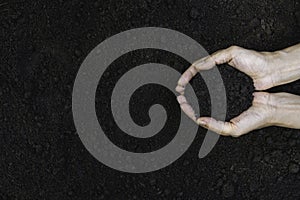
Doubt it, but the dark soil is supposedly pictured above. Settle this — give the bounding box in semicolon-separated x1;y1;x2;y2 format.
1;0;300;199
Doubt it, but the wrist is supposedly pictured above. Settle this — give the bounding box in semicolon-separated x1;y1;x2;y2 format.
266;46;300;87
268;93;300;129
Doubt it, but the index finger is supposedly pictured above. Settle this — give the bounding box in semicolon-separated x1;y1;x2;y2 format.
175;56;210;94
176;46;236;94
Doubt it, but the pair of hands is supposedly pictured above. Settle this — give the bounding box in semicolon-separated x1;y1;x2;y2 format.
176;44;300;137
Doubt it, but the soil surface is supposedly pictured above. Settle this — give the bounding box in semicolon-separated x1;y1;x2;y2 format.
1;0;300;199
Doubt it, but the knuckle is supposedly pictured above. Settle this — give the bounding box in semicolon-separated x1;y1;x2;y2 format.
229;45;241;52
227;45;243;57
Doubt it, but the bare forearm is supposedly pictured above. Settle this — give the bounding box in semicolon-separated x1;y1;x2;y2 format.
270;43;300;86
270;92;300;129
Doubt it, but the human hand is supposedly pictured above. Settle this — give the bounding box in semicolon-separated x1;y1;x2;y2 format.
177;90;300;137
176;45;300;137
176;45;300;94
191;92;300;137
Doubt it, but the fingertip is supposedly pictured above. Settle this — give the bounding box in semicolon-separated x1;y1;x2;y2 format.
180;103;197;121
177;77;188;86
177;95;187;104
175;85;185;95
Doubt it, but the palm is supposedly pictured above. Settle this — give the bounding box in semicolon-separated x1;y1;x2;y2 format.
230;49;273;90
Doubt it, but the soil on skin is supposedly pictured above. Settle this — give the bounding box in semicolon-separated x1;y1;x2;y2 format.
1;0;300;199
